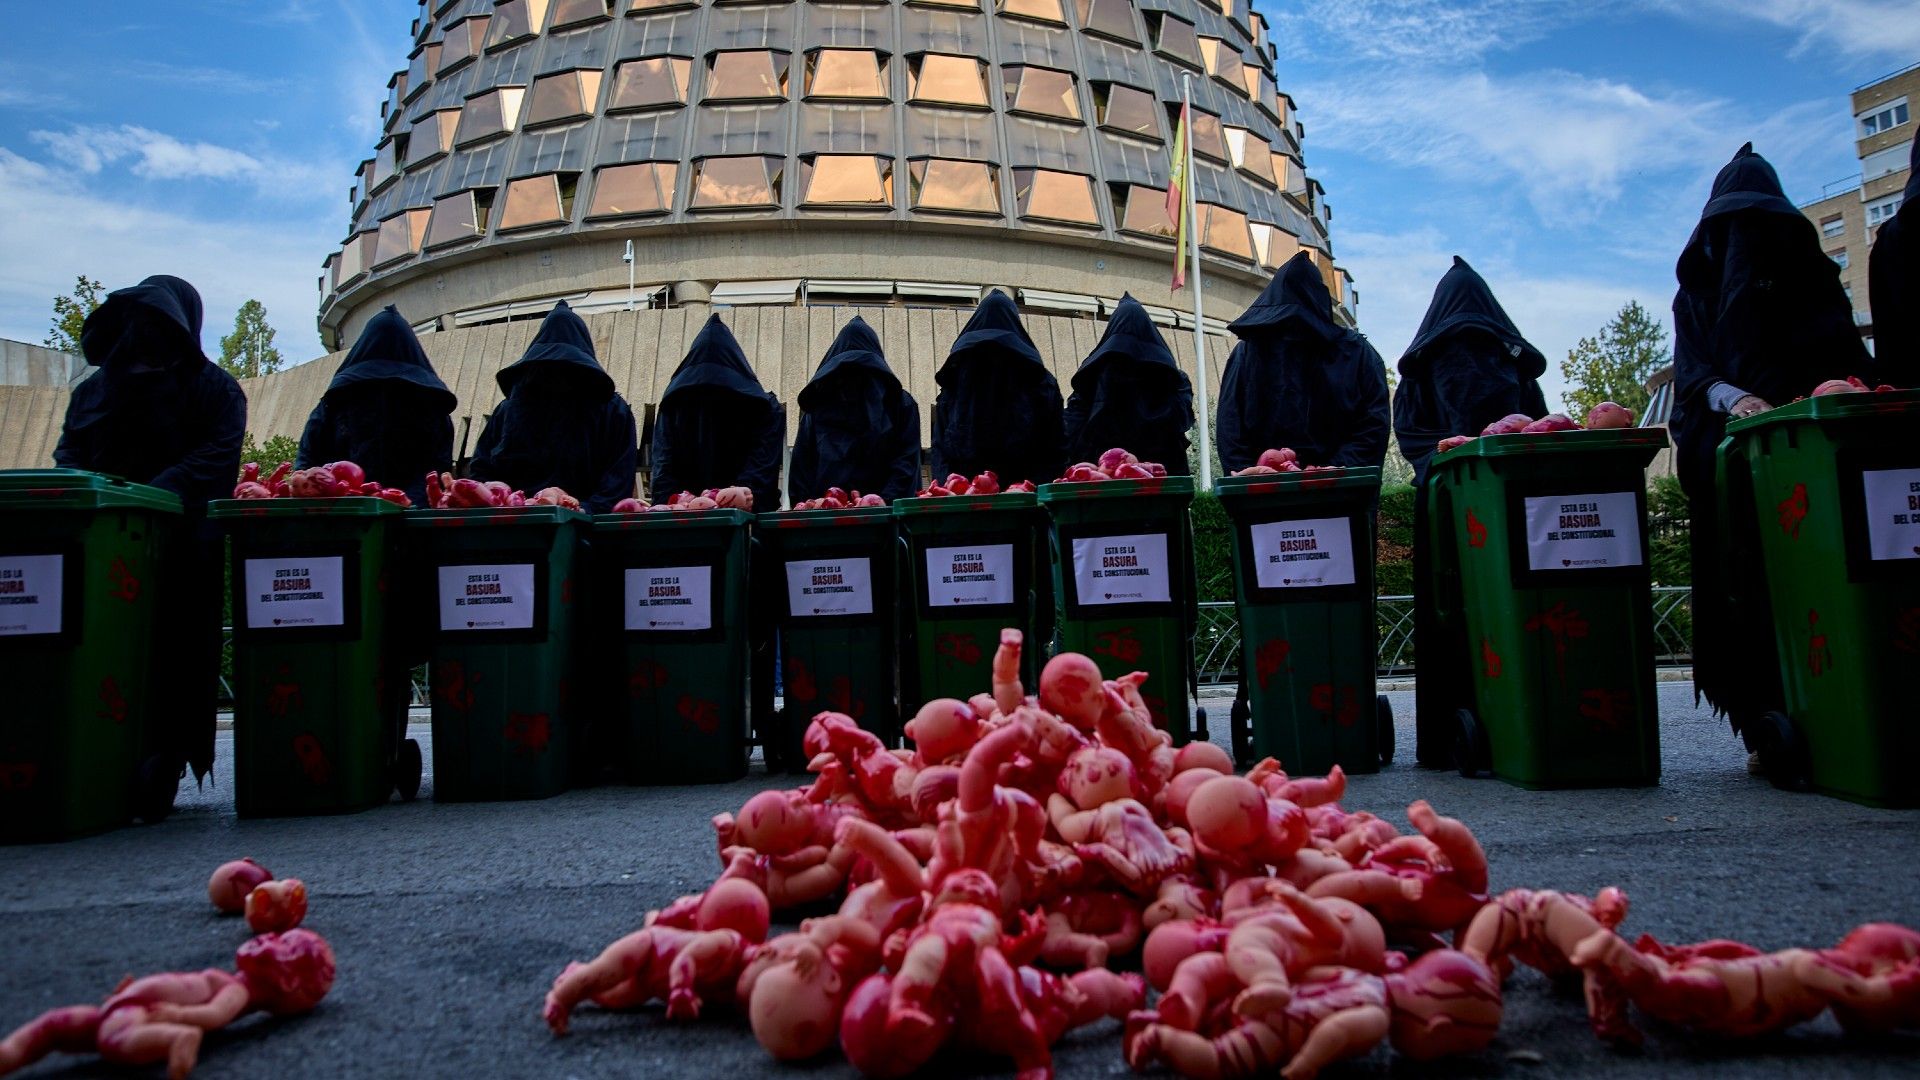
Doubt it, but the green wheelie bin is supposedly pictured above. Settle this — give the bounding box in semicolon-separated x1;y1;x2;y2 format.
1039;476;1203;744
0;470;181;842
758;505;897;770
1216;468;1391;774
210;497;420;816
1426;428;1668;787
1719;388;1920;806
590;509;753;784
894;492;1050;716
406;505;586;800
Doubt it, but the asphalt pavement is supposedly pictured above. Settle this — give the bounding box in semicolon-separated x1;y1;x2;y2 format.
3;683;1917;1079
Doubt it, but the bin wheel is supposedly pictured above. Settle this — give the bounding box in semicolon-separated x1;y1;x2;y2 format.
1229;693;1253;770
395;739;423;802
1192;706;1210;746
1757;711;1811;793
1377;696;1395;766
134;755;179;824
1454;709;1490;779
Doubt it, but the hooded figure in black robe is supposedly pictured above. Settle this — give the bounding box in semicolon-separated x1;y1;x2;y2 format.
1064;295;1194;472
1867;137;1920;388
1392;257;1548;767
930;290;1065;486
470;302;637;514
788;316;920;504
651;314;785;511
296;306;455;506
54;275;245;786
1219;252;1389;472
1671;143;1865;737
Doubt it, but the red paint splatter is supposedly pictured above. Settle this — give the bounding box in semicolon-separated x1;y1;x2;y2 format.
677;694;721;735
629;661;671;696
0;761;38;791
1481;638;1503;680
1465;510;1488;550
561;577;573;606
1094;628;1143;665
1309;684;1361;727
1254;639;1292;690
97;677;127;725
433;662;479;713
1525;602;1590;681
264;666;303;720
1579;689;1632;733
1776;484;1809;539
1894;608;1919;656
107;556;141;603
826;676;866;721
292;734;332;786
505;712;552;755
786;656;818;702
1142;692;1170;730
1807;609;1833;677
935;631;983;669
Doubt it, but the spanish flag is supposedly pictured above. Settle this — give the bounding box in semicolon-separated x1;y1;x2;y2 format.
1167;100;1190;290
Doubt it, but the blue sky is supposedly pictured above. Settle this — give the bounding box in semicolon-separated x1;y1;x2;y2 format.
0;1;1914;409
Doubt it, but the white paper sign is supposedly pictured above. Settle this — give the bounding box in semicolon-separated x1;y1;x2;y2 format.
925;544;1016;608
0;554;64;637
244;557;346;630
1071;533;1172;606
1861;467;1920;562
438;563;537;631
786;557;874;617
626;565;714;631
1251;517;1357;589
1524;492;1643;571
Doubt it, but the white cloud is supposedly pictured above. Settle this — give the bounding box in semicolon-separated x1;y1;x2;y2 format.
1272;0;1595;63
27;124;334;200
0;149;333;365
1658;0;1920;61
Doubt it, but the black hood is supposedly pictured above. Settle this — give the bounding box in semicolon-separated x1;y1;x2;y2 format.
662;314;778;409
800;316;900;408
1228;251;1342;344
937;290;1046;385
495;301;614;397
1677;142;1807;295
1399;256;1546;382
79;275;208;371
1072;294;1183;391
326;306;456;410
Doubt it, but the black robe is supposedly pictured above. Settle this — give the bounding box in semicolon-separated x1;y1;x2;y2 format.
788;316;921;504
1064;294;1194;472
1867;137;1920;389
651;315;786;512
1671;143;1866;730
296;306;455;506
54;275;245;782
930;290;1065;486
470;302;637;514
1392;257;1548;766
1219;252;1389;473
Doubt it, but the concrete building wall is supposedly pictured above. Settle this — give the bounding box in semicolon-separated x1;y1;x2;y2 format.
0;339;84;388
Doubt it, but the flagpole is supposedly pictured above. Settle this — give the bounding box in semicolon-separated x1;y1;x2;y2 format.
1183;72;1212;490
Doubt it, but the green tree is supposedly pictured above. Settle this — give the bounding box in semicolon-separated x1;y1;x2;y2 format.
45;275;105;352
238;432;300;474
1559;300;1668;420
218;299;286;380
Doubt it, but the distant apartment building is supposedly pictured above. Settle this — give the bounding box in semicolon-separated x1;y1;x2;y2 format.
1799;61;1917;351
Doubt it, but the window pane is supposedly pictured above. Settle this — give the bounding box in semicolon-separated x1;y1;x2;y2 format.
609;57;692;110
909;158;999;214
413;110;461;157
374;209;431;267
807;49;887;100
909;54;989;109
1004;65;1080;122
1200;203;1251;259
1096;82;1158;140
456;88;527;145
485;0;546;50
1197;37;1244;94
426;189;490;248
909;0;981;8
803;155;892;205
439;17;488;72
1117;184;1174;238
525;71;593;127
1151;14;1200;69
498;174;567;230
689;156;780;209
587;162;677;218
549;0;611;28
997;0;1066;25
1190;109;1227;163
1226;127;1274;185
1016;168;1098;226
707;50;788;102
1076;0;1139;44
628;0;698;9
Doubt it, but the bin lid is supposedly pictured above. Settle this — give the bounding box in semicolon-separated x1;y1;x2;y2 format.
1726;387;1920;435
1432;427;1669;470
1214;467;1381;502
893;492;1038;518
402;505;589;527
1037;476;1195;505
758;505;896;529
592;508;753;532
0;469;183;514
209;496;404;520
